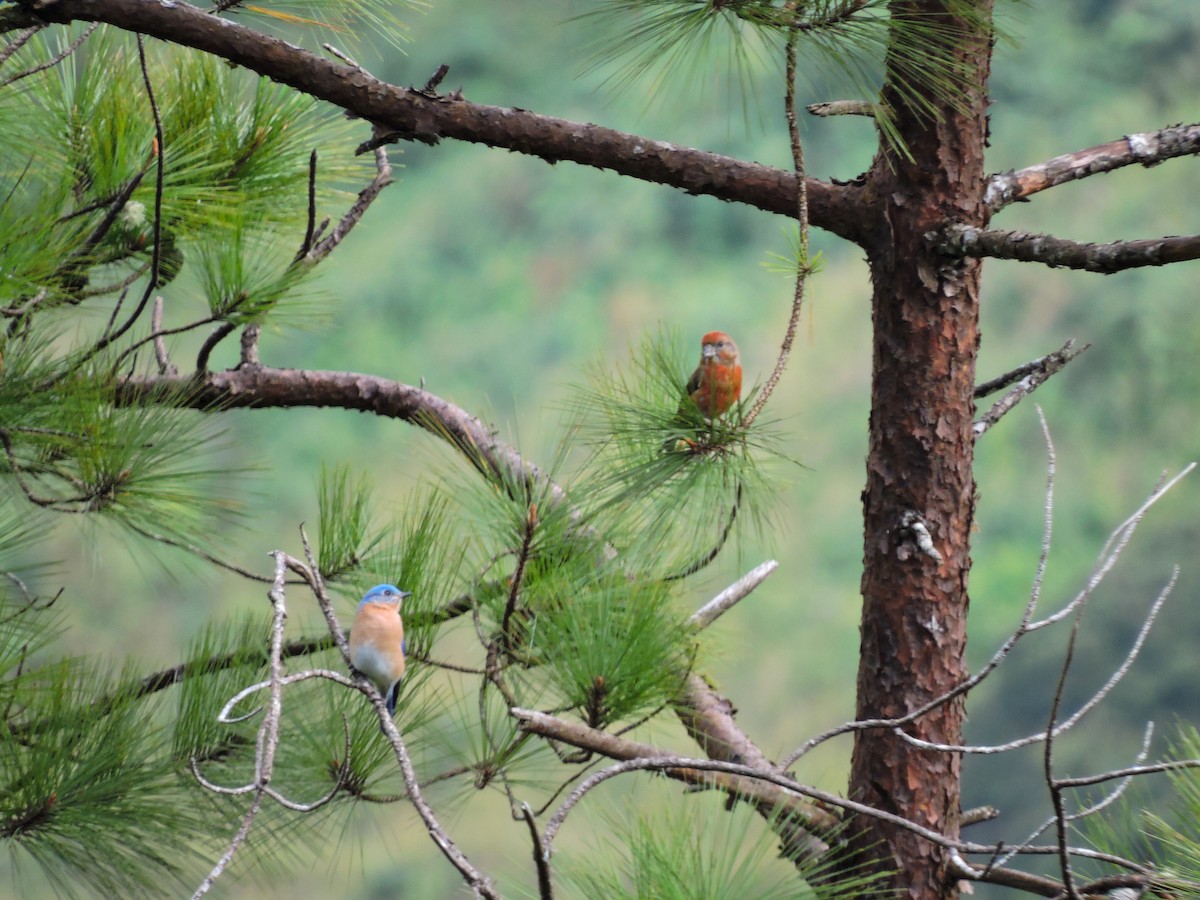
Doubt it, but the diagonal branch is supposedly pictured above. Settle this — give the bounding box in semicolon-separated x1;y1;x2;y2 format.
7;0;868;242
934;223;1200;273
973;341;1090;437
511;707;839;843
985;122;1200;212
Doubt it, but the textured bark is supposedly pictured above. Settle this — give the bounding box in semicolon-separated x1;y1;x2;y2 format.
848;2;994;898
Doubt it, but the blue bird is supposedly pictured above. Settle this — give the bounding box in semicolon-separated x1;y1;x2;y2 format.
349;583;409;719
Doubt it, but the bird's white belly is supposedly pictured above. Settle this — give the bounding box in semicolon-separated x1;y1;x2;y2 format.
353;643;396;687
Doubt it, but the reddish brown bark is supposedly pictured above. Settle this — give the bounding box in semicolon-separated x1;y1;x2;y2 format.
849;2;994;897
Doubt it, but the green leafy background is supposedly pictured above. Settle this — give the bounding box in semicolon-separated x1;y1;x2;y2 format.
3;0;1199;896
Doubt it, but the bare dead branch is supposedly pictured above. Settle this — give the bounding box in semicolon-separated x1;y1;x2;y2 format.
687;560;777;630
150;296;176;375
533;751;1149;875
974;340;1087;400
985;122;1200;212
0;25;40;68
973;341;1090;437
512;708;838;848
0;21;95;87
935;223;1200;273
191;552;290;899
520;802;553;900
304;144;393;264
1056;758;1200;791
807;100;875;117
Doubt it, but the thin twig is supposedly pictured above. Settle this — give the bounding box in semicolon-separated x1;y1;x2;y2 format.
741;31;809;431
533;752;1148;873
663;482;741;581
0;26;41;68
521;802;553;899
0;23;96;88
195;322;237;372
974;341;1090;437
191;552;290;898
500;502;536;648
687;560;777;630
306;144;393;264
150;296;176;374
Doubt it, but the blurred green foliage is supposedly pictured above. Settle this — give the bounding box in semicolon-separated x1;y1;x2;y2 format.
2;0;1199;897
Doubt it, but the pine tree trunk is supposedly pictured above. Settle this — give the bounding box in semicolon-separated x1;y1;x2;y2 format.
848;2;994;897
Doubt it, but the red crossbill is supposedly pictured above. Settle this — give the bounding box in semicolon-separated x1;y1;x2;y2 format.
685;331;742;418
664;331;742;450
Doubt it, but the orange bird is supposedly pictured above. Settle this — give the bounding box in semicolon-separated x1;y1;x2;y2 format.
685;331;742;418
665;331;742;449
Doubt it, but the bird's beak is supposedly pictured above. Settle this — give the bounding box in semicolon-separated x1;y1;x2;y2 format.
702;345;717;361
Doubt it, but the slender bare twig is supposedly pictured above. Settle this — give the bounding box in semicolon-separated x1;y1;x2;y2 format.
974;341;1090;436
191;552;290;899
195;322;237;373
992;722;1158;872
150;296;176;374
741;32;808;431
0;25;40;68
500;503;536;647
900;564;1179;756
0;574;61;624
1044;556;1083;898
0;427;94;509
305;144;393;264
974;340;1085;400
295;149;318;262
520;802;554;900
1055;758;1200;790
534;752;1149;874
687;560;777;630
0;22;96;87
126;521;277;582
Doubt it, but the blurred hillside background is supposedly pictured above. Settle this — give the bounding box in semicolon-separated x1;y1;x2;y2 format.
7;0;1199;896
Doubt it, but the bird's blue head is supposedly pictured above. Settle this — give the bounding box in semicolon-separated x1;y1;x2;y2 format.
358;583;411;608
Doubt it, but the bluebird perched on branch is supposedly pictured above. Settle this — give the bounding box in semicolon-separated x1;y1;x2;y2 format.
665;331;743;450
349;583;409;719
